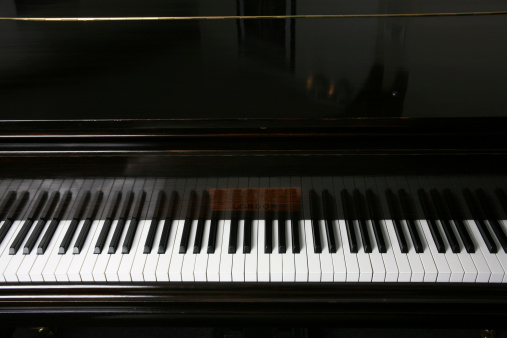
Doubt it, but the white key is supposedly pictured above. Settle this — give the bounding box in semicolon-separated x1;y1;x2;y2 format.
466;220;504;282
194;219;211;282
68;220;102;281
257;220;270;282
418;220;451;282
206;220;224;282
378;220;399;282
270;220;283;282
367;220;386;282
384;220;411;282
93;220;117;282
30;221;67;282
232;220;245;282
497;220;507;283
244;220;258;282
330;220;346;282
305;220;321;282
294;220;308;282
338;220;359;282
42;220;71;282
155;219;179;282
131;220;151;281
282;220;295;282
105;220;130;282
79;220;106;282
181;220;199;281
355;221;373;282
0;220;25;282
318;220;334;282
144;220;164;282
55;220;85;282
400;220;425;282
219;220;233;282
168;220;186;281
118;219;147;281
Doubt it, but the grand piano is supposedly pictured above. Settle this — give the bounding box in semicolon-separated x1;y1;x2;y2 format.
1;0;507;329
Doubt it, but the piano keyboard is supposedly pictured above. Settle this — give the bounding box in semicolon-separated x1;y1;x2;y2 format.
1;176;507;283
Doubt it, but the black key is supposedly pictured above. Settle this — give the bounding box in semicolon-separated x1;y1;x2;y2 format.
122;191;146;254
159;191;179;254
353;190;372;253
10;192;48;255
418;189;445;253
321;190;337;253
179;190;197;254
443;189;475;253
463;189;497;253
108;191;134;254
24;192;60;254
59;191;91;254
38;191;72;254
206;190;222;254
228;190;242;254
289;188;301;254
193;190;210;254
365;190;386;253
429;190;460;253
74;191;103;254
476;189;507;253
243;189;254;254
144;191;165;254
0;191;16;221
0;192;29;246
341;190;358;253
309;190;322;254
95;191;122;254
264;189;273;254
277;191;287;254
398;189;423;253
385;189;408;253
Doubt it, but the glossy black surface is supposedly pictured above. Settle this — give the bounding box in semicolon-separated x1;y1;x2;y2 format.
1;0;507;121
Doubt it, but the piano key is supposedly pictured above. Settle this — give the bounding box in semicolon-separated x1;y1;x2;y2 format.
0;191;16;223
353;190;372;254
261;177;272;255
442;189;475;253
232;219;246;282
219;220;233;282
24;191;60;255
475;189;507;252
144;219;164;282
10;191;48;255
0;191;30;246
143;190;165;254
95;191;122;254
291;176;308;282
193;190;210;254
270;219;283;282
364;176;398;282
243;179;257;255
280;176;295;281
385;189;408;254
463;189;498;253
59;190;91;254
118;219;147;282
417;189;446;253
289;187;301;254
340;190;358;253
108;190;134;254
122;190;146;254
398;189;424;254
206;177;227;281
131;220;153;281
257;219;270;282
429;189;460;253
74;191;104;254
323;177;345;282
321;189;337;253
194;219;211;282
244;218;259;282
159;190;180;254
365;189;387;253
277;185;287;254
304;219;321;282
180;191;197;254
228;189;241;254
38;190;72;254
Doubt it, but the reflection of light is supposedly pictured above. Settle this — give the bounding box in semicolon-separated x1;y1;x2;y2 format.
328;83;335;96
306;76;313;90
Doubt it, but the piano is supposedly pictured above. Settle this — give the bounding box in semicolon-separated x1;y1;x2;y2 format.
1;0;507;329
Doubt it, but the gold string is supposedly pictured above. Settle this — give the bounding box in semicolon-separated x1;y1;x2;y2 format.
1;11;507;21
